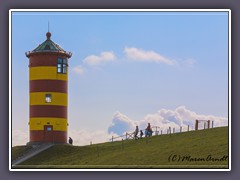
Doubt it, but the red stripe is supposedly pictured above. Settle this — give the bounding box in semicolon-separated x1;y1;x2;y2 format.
28;54;68;67
30;130;67;144
30;80;67;93
30;105;67;118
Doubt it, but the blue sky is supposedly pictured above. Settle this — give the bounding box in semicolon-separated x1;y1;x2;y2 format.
11;10;229;145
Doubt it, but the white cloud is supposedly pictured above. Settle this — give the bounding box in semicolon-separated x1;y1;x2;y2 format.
108;106;228;135
124;47;176;65
108;111;136;135
83;51;116;66
72;65;85;75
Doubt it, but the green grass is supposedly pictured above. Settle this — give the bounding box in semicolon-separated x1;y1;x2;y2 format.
12;127;229;169
12;145;33;161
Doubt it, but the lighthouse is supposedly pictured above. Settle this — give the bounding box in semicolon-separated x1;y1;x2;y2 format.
26;32;72;145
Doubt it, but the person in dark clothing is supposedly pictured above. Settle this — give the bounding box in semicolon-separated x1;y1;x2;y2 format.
145;123;153;137
68;137;73;145
134;126;139;139
140;130;144;138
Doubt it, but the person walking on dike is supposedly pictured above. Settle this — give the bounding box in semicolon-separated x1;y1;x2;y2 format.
145;123;152;137
134;125;139;140
140;130;144;138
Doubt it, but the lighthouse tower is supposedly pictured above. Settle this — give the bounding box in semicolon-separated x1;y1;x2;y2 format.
26;32;72;145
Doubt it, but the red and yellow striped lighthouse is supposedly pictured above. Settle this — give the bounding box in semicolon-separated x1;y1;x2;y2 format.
26;32;72;144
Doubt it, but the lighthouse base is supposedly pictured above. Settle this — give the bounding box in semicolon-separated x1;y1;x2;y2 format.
29;130;67;145
26;141;68;147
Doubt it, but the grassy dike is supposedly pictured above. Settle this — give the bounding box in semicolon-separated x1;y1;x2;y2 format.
12;126;229;169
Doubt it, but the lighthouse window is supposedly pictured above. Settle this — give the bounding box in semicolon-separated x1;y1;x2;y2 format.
57;58;67;74
47;127;52;131
63;64;67;73
45;94;52;103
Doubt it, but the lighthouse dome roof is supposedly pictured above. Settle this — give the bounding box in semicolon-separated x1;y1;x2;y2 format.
32;32;66;53
26;32;72;58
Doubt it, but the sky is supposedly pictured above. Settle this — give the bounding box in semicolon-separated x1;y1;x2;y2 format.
11;10;229;146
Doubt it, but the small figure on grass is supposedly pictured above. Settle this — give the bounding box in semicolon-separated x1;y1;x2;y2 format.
140;130;144;138
68;137;73;145
145;123;153;137
134;125;139;140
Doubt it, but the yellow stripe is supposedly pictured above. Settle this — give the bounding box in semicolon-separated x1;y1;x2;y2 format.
29;118;68;131
29;66;68;81
30;92;67;106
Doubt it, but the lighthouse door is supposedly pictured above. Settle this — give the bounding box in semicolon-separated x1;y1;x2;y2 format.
44;125;54;143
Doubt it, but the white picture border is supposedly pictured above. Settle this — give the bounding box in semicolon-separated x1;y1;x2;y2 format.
9;9;231;172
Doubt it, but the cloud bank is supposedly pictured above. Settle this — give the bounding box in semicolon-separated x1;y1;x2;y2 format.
107;111;136;135
124;47;176;65
108;106;228;135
